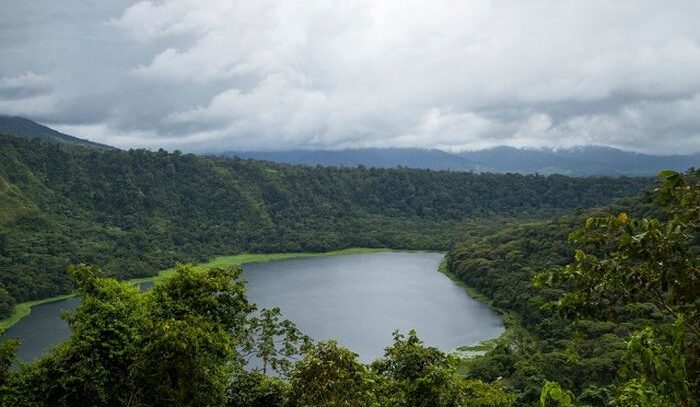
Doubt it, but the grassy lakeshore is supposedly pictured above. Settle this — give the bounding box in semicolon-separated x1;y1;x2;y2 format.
0;294;77;330
1;247;397;330
128;247;396;284
437;258;527;366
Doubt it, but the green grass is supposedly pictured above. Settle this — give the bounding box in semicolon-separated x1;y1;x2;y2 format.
128;247;395;284
1;248;397;330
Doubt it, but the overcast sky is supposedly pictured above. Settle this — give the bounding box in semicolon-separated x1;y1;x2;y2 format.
1;0;700;154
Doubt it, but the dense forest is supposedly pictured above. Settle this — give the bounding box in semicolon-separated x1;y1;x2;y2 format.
0;168;695;406
0;133;696;406
448;171;698;405
0;133;650;313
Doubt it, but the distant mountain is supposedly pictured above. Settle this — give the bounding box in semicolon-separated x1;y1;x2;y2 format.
1;116;694;175
223;148;481;171
0;116;115;150
458;146;699;176
223;146;698;176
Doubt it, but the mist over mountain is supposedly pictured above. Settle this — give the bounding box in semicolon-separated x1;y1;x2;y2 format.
223;146;698;176
1;116;693;176
458;146;699;176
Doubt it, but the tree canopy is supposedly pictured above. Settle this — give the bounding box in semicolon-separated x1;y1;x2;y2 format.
0;133;650;315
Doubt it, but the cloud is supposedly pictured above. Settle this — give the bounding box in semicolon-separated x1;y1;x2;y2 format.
0;72;51;99
1;0;700;154
0;72;57;115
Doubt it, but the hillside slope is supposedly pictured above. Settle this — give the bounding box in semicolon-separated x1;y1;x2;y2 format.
0;116;114;150
0;134;652;311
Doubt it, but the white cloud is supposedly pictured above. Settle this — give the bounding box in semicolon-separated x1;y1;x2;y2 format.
2;0;700;153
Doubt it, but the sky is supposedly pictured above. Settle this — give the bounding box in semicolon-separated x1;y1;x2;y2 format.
1;0;700;154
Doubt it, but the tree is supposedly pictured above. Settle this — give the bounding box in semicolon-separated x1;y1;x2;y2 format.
226;370;290;407
372;330;514;407
539;381;574;406
535;170;699;404
2;264;295;406
132;264;254;406
613;316;691;406
1;264;146;406
0;333;17;392
288;340;377;407
0;284;14;318
243;307;311;376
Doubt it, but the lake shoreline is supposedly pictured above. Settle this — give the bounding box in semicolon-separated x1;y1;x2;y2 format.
1;247;422;330
7;251;504;365
437;258;525;361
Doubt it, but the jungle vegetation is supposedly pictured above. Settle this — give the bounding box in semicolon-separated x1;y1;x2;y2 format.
0;133;649;314
0;133;696;406
449;170;698;406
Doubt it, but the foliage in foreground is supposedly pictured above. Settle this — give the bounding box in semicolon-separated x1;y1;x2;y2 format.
0;264;513;406
537;170;698;406
450;170;698;406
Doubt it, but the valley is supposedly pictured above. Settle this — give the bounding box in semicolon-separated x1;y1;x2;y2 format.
2;2;698;404
0;131;696;406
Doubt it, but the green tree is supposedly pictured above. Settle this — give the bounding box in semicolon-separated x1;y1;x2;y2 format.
132;264;254;406
539;380;574;406
226;370;290;407
288;340;377;407
243;307;311;376
536;170;699;405
2;265;146;406
0;285;14;318
613;316;691;407
0;332;17;392
372;330;514;407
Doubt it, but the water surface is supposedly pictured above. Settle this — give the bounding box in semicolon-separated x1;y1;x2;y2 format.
7;252;504;362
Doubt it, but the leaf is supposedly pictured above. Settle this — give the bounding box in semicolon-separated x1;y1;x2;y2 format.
618;212;629;224
657;170;678;179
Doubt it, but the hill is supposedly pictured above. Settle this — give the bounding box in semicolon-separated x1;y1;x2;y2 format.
0;116;114;150
224;148;482;171
223;146;698;176
0;133;651;313
458;145;699;176
1;118;693;175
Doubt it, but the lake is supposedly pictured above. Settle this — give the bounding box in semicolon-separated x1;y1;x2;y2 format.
6;252;504;362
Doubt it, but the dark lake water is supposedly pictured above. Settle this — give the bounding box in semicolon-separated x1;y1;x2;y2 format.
7;252;504;362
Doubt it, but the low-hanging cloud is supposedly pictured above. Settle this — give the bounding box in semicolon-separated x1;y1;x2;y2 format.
1;0;699;154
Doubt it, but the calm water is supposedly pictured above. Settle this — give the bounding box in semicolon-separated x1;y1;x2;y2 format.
7;252;504;362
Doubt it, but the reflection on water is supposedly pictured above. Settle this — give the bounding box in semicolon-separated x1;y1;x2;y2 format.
7;252;504;362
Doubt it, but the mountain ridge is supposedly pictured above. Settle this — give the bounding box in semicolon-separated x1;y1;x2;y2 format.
223;145;698;176
1;116;695;175
0;116;115;150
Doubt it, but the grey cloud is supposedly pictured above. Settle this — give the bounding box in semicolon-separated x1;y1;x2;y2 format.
1;0;699;154
0;73;52;101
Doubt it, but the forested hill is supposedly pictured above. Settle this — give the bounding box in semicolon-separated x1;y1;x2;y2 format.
225;148;482;172
0;133;651;314
447;170;699;405
0;116;114;150
223;146;698;176
458;146;699;176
